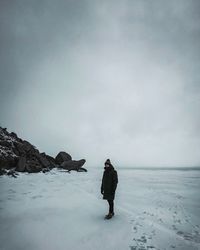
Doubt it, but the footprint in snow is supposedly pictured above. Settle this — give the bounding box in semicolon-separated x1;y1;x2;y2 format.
129;245;155;250
8;189;16;193
177;231;200;243
133;226;137;233
132;235;147;244
31;195;43;199
172;225;177;230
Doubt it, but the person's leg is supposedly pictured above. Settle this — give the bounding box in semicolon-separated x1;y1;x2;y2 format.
108;200;114;214
107;200;110;214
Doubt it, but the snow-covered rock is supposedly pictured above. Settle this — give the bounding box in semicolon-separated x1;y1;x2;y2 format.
0;127;86;176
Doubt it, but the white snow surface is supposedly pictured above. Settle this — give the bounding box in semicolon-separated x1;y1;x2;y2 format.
0;167;200;250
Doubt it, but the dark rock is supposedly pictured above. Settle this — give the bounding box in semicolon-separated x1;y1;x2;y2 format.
28;147;39;156
13;147;20;156
18;138;23;143
0;140;12;147
40;152;56;168
78;167;87;172
14;141;36;155
60;159;86;171
42;167;51;173
40;152;46;158
10;132;17;138
0;155;17;169
47;155;55;163
7;169;19;178
14;142;26;155
55;151;72;165
0;168;7;175
43;153;56;164
25;162;42;173
35;153;51;168
45;155;58;169
16;156;26;172
22;140;34;153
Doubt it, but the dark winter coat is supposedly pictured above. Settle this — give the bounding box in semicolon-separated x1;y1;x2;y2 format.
101;166;118;200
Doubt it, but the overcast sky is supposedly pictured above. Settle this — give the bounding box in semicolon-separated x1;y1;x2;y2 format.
0;0;200;167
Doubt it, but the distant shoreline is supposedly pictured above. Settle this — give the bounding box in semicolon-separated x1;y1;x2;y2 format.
93;166;200;171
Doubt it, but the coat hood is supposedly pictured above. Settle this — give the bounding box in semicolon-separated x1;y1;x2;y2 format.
104;165;114;171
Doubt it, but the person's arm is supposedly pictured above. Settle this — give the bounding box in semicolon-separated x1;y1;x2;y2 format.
112;170;118;193
101;172;105;194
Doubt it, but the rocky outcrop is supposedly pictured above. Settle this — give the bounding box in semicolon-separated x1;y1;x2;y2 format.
0;127;87;176
55;151;72;165
16;156;26;172
0;128;19;171
41;152;56;167
60;159;87;172
0;127;52;174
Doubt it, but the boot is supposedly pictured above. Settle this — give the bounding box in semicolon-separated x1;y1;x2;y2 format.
104;213;113;219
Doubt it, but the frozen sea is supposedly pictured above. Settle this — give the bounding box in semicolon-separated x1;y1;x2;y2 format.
0;167;200;250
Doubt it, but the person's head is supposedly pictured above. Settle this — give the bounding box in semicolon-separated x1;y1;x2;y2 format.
104;159;111;168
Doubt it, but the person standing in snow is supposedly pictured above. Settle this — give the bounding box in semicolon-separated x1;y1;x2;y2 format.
101;159;118;219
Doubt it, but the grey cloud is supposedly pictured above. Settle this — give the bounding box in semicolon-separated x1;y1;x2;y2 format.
0;0;200;167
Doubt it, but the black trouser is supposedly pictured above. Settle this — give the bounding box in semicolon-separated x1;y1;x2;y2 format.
107;200;114;213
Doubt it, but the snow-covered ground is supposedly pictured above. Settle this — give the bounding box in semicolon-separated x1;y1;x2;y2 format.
0;167;200;250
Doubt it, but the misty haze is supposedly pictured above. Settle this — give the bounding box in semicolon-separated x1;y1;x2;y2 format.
0;1;200;250
1;0;200;167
